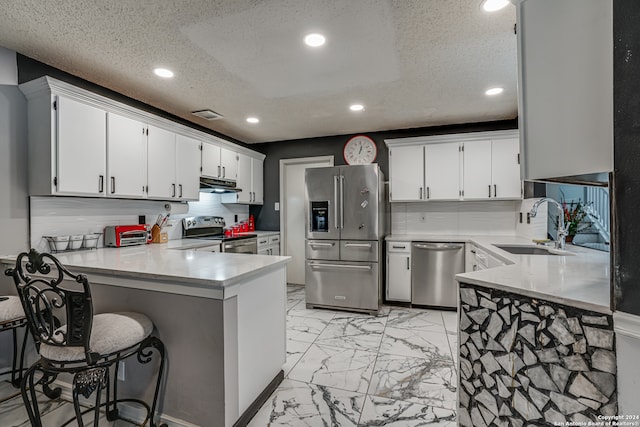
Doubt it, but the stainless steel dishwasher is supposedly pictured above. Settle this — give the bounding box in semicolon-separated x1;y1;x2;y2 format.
411;242;464;308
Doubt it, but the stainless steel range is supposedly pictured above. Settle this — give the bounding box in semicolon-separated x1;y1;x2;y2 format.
182;216;258;254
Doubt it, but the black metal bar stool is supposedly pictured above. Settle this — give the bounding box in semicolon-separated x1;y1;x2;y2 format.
0;295;28;401
4;249;168;427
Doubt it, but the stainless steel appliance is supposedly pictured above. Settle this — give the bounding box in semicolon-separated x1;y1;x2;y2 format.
304;164;387;314
411;242;464;308
182;216;257;254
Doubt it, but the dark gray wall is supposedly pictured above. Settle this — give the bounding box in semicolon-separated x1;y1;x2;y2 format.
249;120;518;230
613;0;640;316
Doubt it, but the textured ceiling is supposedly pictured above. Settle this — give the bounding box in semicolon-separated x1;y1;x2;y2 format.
0;0;517;143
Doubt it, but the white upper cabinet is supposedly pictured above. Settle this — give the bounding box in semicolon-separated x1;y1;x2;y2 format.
146;125;177;200
515;0;612;180
462;140;492;200
222;154;264;205
386;130;521;202
424;142;460;200
175;135;202;201
389;145;424;201
107;112;147;198
251;157;264;204
491;138;521;199
202;144;238;181
20;76;263;202
56;96;107;196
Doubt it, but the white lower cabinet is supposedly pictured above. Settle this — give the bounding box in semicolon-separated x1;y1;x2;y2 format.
258;234;280;255
386;241;411;302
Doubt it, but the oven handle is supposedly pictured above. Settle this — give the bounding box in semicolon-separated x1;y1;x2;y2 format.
308;262;372;270
308;242;335;247
344;242;372;248
224;240;258;249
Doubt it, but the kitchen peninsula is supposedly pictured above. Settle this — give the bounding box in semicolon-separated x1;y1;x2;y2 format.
454;239;614;425
0;246;290;427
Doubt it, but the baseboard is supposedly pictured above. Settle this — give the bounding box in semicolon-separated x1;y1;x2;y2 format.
614;311;640;339
233;370;283;427
54;379;199;427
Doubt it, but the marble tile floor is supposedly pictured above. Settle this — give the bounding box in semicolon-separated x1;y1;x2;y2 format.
0;284;459;426
248;284;459;426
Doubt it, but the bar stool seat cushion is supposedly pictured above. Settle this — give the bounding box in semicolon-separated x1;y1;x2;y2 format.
40;312;153;362
0;296;25;322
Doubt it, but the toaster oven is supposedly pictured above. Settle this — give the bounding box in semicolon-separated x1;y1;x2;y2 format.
104;225;150;247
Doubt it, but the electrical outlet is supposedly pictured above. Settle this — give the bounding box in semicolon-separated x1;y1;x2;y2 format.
274;202;280;211
118;361;125;381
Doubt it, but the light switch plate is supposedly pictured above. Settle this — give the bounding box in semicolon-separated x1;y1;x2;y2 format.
274;202;280;211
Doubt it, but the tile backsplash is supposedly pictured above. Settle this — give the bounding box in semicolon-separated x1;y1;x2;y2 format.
30;193;248;250
391;199;547;238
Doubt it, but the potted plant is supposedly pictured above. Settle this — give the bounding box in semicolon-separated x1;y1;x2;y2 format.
559;199;590;243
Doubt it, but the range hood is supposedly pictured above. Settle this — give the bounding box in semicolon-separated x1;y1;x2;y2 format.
199;176;242;193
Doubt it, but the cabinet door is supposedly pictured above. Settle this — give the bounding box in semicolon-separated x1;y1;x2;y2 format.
491;138;521;199
425;142;460;200
220;147;238;181
251;158;264;205
175;134;202;201
462;140;492;200
201;144;221;178
147;125;176;199
235;153;252;203
56;96;107;195
389;146;424;201
107;113;147;198
386;251;411;301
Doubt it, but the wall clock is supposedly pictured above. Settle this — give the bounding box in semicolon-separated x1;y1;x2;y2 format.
343;135;377;165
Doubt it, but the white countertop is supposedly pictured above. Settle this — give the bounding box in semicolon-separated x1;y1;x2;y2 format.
0;245;290;300
386;234;611;314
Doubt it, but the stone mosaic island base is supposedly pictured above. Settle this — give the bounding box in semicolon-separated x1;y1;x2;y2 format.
458;283;617;426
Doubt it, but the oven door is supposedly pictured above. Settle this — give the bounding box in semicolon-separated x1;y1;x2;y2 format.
222;238;257;254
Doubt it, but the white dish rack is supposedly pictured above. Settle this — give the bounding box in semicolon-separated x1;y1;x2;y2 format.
44;233;102;253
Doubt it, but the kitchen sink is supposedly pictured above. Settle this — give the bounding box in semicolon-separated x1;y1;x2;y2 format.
494;244;573;256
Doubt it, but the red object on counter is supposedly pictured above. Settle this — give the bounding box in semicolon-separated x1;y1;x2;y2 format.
241;221;249;232
249;215;255;231
233;225;241;234
224;228;232;237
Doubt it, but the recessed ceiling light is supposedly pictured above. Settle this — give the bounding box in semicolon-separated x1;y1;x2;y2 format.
350;104;365;112
304;33;326;47
485;87;504;96
482;0;510;12
246;117;260;124
153;68;174;78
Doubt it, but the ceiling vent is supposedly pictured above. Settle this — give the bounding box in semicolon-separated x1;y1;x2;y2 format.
192;109;224;120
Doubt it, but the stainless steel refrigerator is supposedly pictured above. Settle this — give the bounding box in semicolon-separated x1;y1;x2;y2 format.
304;164;387;314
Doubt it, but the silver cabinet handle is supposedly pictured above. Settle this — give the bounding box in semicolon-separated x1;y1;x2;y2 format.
494;184;497;198
110;176;116;194
172;183;176;197
222;166;226;178
179;184;183;198
419;187;423;199
406;257;410;270
426;186;430;199
392;245;406;249
345;243;372;248
309;242;335;247
217;165;221;178
309;263;372;270
488;185;491;197
98;175;104;193
259;239;268;244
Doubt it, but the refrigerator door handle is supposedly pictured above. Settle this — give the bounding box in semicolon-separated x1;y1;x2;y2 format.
308;242;335;247
308;262;372;271
333;175;340;229
339;175;345;229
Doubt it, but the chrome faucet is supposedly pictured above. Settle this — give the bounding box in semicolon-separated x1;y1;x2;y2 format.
529;197;568;250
